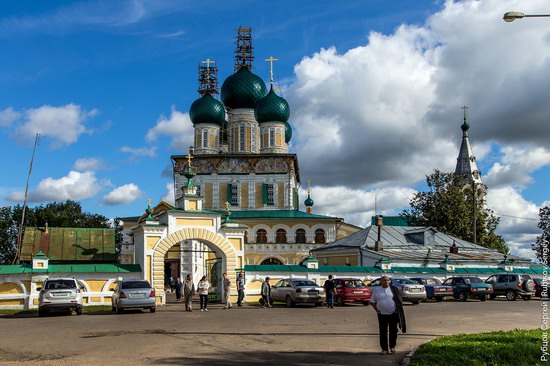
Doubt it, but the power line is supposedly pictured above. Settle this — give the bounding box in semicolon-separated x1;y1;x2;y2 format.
495;213;538;221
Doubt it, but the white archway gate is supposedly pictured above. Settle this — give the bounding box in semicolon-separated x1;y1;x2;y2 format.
151;228;240;302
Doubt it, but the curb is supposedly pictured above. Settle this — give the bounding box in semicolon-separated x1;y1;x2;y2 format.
401;345;420;366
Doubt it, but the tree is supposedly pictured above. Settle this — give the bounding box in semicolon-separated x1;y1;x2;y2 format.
401;169;508;254
0;200;121;264
533;206;550;262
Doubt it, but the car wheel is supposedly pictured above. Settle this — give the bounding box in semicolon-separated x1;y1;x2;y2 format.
489;294;496;300
336;296;344;306
116;302;123;314
435;297;444;302
112;304;116;312
479;296;486;301
76;307;83;315
458;291;468;302
506;290;517;301
38;308;46;317
411;300;420;305
285;295;294;308
150;307;156;313
363;301;370;306
522;295;532;301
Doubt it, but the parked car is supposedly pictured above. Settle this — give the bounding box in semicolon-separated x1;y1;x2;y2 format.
534;278;548;300
38;277;83;317
442;276;493;301
111;280;156;313
368;277;426;304
409;277;453;302
333;278;371;306
270;278;325;307
485;273;535;301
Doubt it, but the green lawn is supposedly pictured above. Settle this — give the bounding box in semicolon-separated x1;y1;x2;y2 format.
409;329;544;366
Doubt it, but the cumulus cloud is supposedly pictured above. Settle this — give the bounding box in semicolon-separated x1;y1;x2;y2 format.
161;182;175;205
73;158;105;172
7;104;97;148
146;106;194;151
102;183;143;205
0;107;21;127
120;146;157;160
7;171;102;202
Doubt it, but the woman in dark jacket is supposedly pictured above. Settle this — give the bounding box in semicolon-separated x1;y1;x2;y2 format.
175;277;183;302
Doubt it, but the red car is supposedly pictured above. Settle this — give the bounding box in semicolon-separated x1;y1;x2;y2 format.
333;278;371;306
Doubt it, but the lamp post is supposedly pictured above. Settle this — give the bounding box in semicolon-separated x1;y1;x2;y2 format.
503;11;550;22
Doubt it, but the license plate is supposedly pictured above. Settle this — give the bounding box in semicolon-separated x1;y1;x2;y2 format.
308;290;318;295
130;293;146;298
52;292;68;296
353;291;363;294
411;288;421;292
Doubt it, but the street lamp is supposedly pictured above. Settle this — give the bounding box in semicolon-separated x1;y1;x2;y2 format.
503;11;550;22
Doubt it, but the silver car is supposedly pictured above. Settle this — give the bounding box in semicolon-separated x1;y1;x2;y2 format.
368;277;427;304
111;280;156;313
38;278;83;317
271;278;325;307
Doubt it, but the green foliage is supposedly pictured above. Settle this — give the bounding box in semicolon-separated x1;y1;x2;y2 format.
409;329;543;366
0;200;121;264
401;169;508;254
533;206;550;262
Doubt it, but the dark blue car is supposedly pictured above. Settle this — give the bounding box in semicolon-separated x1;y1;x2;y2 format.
409;277;453;302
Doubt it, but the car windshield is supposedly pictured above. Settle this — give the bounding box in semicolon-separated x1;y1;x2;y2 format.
46;280;76;289
426;278;442;285
393;278;415;285
344;280;366;288
292;280;317;287
121;281;151;289
464;277;483;284
534;278;542;285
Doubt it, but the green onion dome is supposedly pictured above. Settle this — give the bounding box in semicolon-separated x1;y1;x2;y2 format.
284;121;292;143
189;93;225;125
304;195;314;207
221;66;267;109
254;86;290;123
461;121;470;131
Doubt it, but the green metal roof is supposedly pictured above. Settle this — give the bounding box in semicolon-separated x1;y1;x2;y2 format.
255;86;290;123
190;93;225;125
371;216;409;226
221;66;267;109
284;121;292;143
0;263;141;274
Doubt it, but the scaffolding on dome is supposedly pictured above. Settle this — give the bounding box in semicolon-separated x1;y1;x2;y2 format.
198;59;219;95
234;26;254;72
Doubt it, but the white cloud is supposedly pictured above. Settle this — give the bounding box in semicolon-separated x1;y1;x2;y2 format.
161;183;175;205
120;146;157;159
10;104;97;148
7;171;102;202
102;183;143;205
73;158;105;172
146;106;194;151
0;107;21;127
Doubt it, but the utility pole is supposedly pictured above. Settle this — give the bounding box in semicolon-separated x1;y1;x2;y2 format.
13;133;40;264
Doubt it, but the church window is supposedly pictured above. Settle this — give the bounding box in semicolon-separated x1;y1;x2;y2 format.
266;184;274;205
231;184;238;206
196;184;201;197
256;229;267;243
295;229;306;243
269;129;275;147
275;229;287;243
202;130;208;148
239;125;246;152
244;231;248;243
260;257;283;265
315;229;326;244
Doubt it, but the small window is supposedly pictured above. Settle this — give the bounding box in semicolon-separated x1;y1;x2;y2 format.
260;257;283;265
256;229;267;243
275;229;287;243
266;184;274;205
269;128;275;147
231;184;238;206
314;229;326;244
295;229;306;243
196;184;201;196
239;125;246;152
202;130;208;147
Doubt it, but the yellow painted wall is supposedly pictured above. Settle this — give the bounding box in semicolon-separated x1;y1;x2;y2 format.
277;182;284;208
21;280;31;292
241;183;248;208
229;238;242;252
220;184;228;206
176;218;214;227
205;183;213;208
188;200;198;210
146;255;152;284
255;183;263;208
276;132;283;146
208;133;216;147
146;236;161;251
90;296;102;303
0;282;23;294
86;280;108;293
0;299;24;305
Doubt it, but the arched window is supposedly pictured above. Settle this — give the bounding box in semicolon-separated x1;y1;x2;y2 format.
244;231;248;244
256;229;267;243
295;229;306;243
261;257;284;265
275;229;287;243
315;229;326;244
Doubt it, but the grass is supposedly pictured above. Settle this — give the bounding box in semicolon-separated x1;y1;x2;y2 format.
0;305;112;315
409;328;544;366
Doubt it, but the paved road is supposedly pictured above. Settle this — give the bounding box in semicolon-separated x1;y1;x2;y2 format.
0;298;543;365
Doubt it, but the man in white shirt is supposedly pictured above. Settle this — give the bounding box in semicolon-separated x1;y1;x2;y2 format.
370;276;406;355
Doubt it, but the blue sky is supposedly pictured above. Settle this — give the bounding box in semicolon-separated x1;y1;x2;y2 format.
1;0;549;259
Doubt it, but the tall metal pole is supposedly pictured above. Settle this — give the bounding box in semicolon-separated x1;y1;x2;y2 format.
472;179;477;245
13;133;40;264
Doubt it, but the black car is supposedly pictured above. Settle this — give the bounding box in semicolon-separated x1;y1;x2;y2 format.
442;276;493;302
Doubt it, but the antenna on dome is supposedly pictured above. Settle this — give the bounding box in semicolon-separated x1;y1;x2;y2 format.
198;58;219;95
234;26;254;72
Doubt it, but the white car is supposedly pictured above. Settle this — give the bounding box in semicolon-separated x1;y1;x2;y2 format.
270;278;325;307
111;280;156;313
38;278;83;317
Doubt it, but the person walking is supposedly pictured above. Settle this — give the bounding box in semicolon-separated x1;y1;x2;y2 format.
183;274;195;312
236;272;245;307
197;275;210;312
175;277;182;302
222;273;232;309
261;277;272;308
169;276;175;293
370;276;406;355
323;274;336;308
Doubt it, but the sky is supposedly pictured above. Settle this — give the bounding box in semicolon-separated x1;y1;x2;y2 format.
1;0;549;260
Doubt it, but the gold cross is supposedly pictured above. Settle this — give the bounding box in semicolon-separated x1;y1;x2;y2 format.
147;197;151;206
461;105;469;123
225;201;230;210
265;56;279;85
202;59;215;68
185;153;193;168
